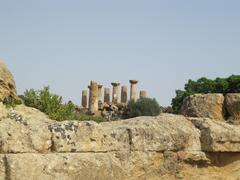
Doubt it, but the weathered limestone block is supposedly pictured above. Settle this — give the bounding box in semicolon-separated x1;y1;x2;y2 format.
3;104;240;179
129;80;138;101
225;93;240;123
111;82;120;104
3;153;124;180
0;151;188;180
81;90;88;108
76;114;200;153
2;152;240;180
0;61;19;102
48;121;130;152
180;158;240;180
102;114;202;153
190;117;240;152
121;86;128;104
50;114;201;153
104;88;110;104
0;105;52;153
0;104;203;155
0;155;5;180
180;94;225;120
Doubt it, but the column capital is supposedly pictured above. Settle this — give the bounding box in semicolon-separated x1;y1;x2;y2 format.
129;80;138;84
111;82;120;87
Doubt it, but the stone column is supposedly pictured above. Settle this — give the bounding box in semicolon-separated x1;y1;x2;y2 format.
89;81;99;114
88;85;91;108
111;82;120;104
121;85;128;104
81;90;88;108
140;90;147;98
98;84;103;101
104;88;110;104
129;80;138;101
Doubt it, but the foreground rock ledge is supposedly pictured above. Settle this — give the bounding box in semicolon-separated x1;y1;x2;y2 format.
1;105;240;179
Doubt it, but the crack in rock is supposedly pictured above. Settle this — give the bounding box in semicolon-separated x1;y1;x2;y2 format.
3;155;11;180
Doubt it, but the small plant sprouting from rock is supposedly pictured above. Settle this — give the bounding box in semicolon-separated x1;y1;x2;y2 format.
20;86;106;122
125;97;161;118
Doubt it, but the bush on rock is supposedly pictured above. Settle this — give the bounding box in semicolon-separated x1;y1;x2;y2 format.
125;97;160;118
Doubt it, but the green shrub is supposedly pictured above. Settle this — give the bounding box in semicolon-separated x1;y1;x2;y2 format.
3;96;21;108
20;86;106;122
172;75;240;113
126;97;160;118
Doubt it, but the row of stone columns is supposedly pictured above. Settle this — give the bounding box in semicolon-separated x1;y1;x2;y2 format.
81;80;147;114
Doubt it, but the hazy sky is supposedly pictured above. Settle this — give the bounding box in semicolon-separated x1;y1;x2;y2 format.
1;0;240;105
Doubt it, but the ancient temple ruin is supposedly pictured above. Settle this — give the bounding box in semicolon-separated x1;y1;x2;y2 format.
81;80;148;116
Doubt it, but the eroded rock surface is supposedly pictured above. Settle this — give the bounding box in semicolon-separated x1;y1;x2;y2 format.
0;105;240;179
180;93;225;120
0;105;53;153
190;117;240;152
0;62;19;102
225;93;240;123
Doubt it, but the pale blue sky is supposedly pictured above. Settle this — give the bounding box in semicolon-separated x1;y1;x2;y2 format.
0;0;240;105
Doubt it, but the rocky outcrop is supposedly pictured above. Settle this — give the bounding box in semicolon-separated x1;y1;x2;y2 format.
1;105;240;179
180;93;240;123
0;105;202;155
0;104;52;153
0;62;18;102
190;117;240;152
225;93;240;123
180;93;225;120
